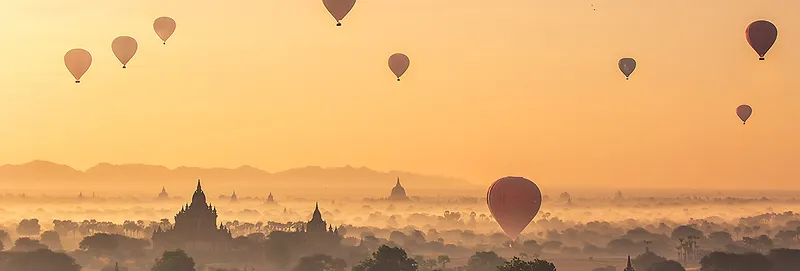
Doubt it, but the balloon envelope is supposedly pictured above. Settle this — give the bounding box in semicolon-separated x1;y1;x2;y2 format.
154;17;177;44
64;49;92;83
323;0;356;26
112;36;138;68
487;176;542;241
746;20;777;60
737;104;752;124
388;53;410;81
618;58;636;80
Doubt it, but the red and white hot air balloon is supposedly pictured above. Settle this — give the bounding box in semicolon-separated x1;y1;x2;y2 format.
487;176;543;241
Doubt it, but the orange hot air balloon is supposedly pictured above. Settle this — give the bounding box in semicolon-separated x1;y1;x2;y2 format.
737;104;752;125
487;176;543;241
388;53;410;81
323;0;356;26
746;20;777;60
112;36;138;68
154;17;177;44
618;58;636;80
64;49;92;83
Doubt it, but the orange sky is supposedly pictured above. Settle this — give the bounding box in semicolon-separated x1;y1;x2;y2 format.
0;0;798;190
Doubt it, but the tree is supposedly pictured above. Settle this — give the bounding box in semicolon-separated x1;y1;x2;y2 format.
102;263;130;271
151;249;195;271
11;238;47;252
699;251;770;271
293;254;347;271
648;260;684;271
352;245;417;271
16;219;41;237
41;230;64;251
1;249;81;271
707;232;733;247
0;240;4;251
465;251;506;271
633;251;666;271
0;229;11;247
766;248;800;271
437;255;451;269
670;226;703;240
497;257;556;271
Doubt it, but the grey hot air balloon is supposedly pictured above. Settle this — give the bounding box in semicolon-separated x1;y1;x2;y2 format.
323;0;356;27
112;36;138;68
388;53;410;81
618;58;636;80
64;49;92;83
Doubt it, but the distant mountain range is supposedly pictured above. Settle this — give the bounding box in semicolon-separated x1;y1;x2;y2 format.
0;160;473;193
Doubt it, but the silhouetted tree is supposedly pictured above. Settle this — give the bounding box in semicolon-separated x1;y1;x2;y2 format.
648;260;684;271
41;230;63;251
152;249;195;271
80;233;119;259
102;263;130;271
11;238;47;252
670;226;703;240
0;249;81;271
497;257;556;271
707;232;733;247
352;245;417;271
699;252;769;271
766;248;800;271
633;250;667;271
293;254;347;271
0;230;11;248
437;255;451;269
16;219;41;236
465;251;506;271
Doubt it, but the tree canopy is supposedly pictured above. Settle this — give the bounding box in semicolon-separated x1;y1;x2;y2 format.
352;245;417;271
497;257;557;271
151;249;195;271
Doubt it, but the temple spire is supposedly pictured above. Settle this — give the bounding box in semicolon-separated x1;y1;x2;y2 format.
396;177;401;186
196;179;202;192
623;255;635;271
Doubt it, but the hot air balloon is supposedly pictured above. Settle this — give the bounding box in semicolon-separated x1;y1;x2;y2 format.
487;176;543;241
618;58;636;80
112;36;138;68
64;49;92;83
388;53;410;81
323;0;356;27
154;17;177;44
737;104;752;125
746;20;778;60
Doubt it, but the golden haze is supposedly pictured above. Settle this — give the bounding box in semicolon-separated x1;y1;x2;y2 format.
0;0;798;191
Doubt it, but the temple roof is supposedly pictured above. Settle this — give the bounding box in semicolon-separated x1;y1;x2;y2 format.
191;179;207;207
310;202;323;222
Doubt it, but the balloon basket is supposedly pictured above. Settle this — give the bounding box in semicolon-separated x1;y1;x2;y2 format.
759;57;765;60
336;22;342;27
75;81;80;83
122;66;127;69
397;78;400;81
626;77;629;81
